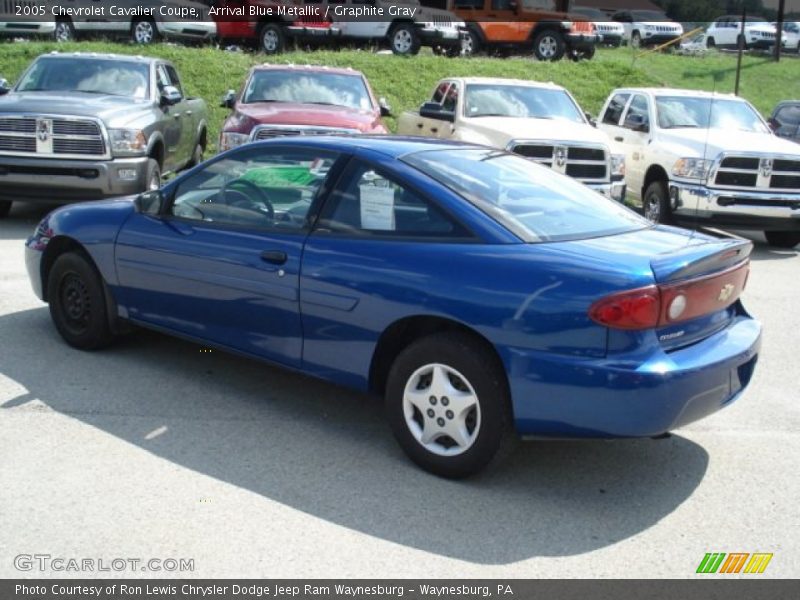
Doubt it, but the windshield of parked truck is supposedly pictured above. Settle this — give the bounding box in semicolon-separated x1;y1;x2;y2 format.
243;70;373;110
464;84;585;123
16;57;150;99
656;96;768;132
404;149;648;243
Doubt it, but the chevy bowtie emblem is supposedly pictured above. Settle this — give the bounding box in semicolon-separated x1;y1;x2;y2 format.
37;119;51;142
759;158;773;178
718;284;735;302
554;146;567;168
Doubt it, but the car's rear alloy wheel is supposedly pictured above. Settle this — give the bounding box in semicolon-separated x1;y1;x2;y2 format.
631;31;642;48
48;252;114;350
643;180;673;224
764;231;800;248
386;333;511;478
260;23;285;54
463;29;482;56
132;19;158;44
706;36;716;48
532;30;565;61
389;24;421;55
0;200;11;219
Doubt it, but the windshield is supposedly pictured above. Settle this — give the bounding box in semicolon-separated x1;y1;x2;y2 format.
404;149;648;243
243;71;373;110
656;96;768;132
464;84;585;123
17;57;150;99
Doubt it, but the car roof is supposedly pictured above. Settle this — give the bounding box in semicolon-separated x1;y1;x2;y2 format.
36;52;159;64
250;63;365;77
242;135;478;158
451;77;564;90
613;87;742;100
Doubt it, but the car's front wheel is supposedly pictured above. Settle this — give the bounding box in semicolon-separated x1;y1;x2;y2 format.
532;30;566;61
386;333;511;478
48;252;115;350
643;180;673;224
54;19;75;42
389;23;421;55
0;200;11;219
260;23;286;54
131;18;159;44
764;231;800;248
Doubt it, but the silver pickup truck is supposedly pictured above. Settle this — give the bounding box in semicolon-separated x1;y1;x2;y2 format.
0;52;208;218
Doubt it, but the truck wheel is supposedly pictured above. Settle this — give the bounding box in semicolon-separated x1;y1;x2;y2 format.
532;30;566;61
131;18;159;44
643;180;673;224
260;23;285;54
385;332;511;478
631;31;642;48
764;231;800;248
574;46;595;61
47;252;115;350
463;29;482;56
706;36;715;48
0;200;11;219
389;23;421;55
145;159;161;191
55;19;75;42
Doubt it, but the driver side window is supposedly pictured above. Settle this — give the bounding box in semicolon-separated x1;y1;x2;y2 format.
170;148;340;231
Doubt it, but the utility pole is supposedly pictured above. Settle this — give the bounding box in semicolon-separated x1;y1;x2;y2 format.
735;8;746;96
775;0;786;62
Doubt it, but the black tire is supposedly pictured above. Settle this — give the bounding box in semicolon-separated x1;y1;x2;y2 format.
47;252;115;350
259;23;285;54
385;332;512;478
0;200;11;219
131;18;159;44
532;29;566;61
764;231;800;248
643;180;673;224
576;46;596;60
54;19;75;42
187;140;204;169
389;23;421;56
145;158;161;191
463;28;482;56
631;30;642;48
706;36;716;48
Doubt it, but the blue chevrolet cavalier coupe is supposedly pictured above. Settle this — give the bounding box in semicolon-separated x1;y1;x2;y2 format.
25;137;761;477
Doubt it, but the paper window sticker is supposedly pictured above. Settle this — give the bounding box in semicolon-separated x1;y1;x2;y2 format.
360;184;396;231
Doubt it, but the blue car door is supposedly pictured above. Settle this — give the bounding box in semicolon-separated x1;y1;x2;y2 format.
114;146;342;368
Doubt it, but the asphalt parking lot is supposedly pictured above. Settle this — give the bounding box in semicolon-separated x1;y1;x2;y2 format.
1;201;798;579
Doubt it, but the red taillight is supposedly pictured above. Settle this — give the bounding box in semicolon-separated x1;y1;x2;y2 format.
589;286;661;330
589;261;750;330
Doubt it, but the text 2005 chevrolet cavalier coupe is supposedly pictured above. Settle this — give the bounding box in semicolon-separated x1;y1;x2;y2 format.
26;137;761;477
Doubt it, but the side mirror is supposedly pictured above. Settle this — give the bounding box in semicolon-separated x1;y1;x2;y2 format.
134;189;165;215
585;111;597;127
160;85;182;106
624;113;649;133
0;78;11;95
220;89;236;109
379;96;392;117
767;117;779;132
420;101;455;123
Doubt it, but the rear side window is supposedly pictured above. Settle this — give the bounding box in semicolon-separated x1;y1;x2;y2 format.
603;93;630;125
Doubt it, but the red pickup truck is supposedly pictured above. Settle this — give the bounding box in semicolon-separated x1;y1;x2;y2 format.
218;64;390;152
212;0;337;54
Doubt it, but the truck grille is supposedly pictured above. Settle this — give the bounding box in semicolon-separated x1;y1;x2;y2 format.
714;155;800;191
251;125;359;140
510;142;609;183
0;116;106;158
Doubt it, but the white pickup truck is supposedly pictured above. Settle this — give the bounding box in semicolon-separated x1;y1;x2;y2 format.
397;77;626;201
598;87;800;248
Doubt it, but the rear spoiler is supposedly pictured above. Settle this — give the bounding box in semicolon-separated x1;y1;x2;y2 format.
650;237;752;283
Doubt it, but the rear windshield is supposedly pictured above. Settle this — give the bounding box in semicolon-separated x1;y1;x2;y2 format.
403;149;649;243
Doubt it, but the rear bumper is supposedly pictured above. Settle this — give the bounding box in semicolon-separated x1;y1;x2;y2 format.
507;313;761;438
588;181;626;202
566;32;600;51
671;182;800;231
25;241;45;301
0;156;150;203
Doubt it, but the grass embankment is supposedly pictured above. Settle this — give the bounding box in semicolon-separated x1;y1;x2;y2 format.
1;41;798;153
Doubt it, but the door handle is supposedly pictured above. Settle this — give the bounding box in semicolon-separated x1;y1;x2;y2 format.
614;136;624;142
431;127;438;134
417;122;423;128
260;250;287;265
